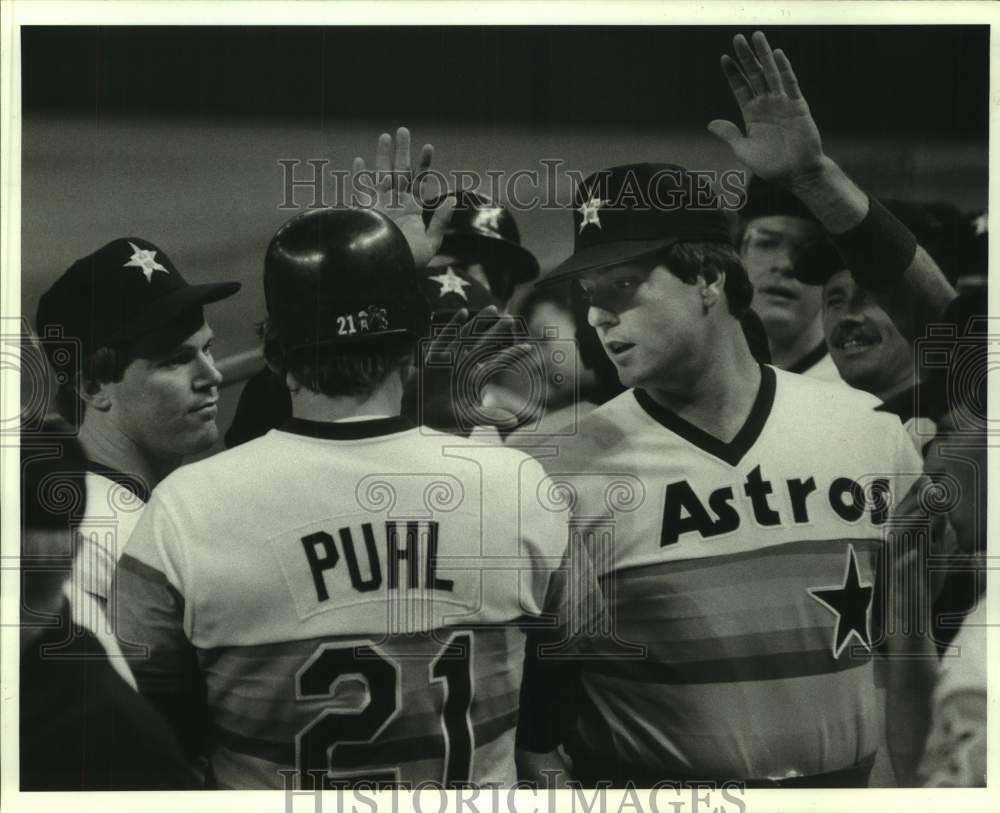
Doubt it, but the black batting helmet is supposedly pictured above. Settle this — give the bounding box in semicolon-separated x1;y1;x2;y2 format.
423;191;539;293
264;208;429;349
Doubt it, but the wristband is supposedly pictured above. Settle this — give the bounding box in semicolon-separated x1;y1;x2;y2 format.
831;195;918;288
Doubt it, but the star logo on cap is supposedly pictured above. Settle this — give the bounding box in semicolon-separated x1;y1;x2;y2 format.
577;195;609;234
430;267;472;300
123;242;168;283
808;544;874;659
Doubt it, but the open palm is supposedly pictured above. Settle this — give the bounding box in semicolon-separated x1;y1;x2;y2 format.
709;32;825;185
352;127;453;269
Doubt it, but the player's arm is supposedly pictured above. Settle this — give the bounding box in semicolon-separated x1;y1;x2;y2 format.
516;497;612;784
108;495;208;770
514;464;608;785
709;31;957;341
515;555;580;787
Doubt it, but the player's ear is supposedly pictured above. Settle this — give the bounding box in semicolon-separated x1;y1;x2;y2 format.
285;371;301;395
77;374;113;412
700;269;725;313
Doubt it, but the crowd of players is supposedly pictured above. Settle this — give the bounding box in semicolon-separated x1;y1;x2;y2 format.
19;32;987;791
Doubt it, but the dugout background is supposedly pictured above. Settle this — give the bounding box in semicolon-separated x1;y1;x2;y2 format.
19;25;990;454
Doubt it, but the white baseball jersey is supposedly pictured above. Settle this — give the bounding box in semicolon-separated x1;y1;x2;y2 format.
72;468;147;606
111;416;569;790
61;466;147;687
789;341;846;385
534;366;922;783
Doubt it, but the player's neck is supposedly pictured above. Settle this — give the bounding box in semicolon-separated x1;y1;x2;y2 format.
770;315;825;370
77;418;180;492
645;321;763;443
291;375;404;423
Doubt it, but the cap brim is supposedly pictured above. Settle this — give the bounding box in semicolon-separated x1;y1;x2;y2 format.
106;280;241;344
543;237;679;284
442;234;540;283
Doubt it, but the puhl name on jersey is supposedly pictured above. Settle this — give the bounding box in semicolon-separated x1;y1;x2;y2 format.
301;520;455;601
662;465;891;546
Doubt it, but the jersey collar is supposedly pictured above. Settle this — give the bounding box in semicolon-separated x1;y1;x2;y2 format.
86;460;151;502
786;339;829;375
633;365;776;467
280;415;414;440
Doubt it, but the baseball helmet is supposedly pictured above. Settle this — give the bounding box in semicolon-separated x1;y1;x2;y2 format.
423;191;540;289
264;208;428;349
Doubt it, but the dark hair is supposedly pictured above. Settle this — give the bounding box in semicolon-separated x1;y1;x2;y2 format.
260;319;415;399
54;345;133;427
653;241;754;317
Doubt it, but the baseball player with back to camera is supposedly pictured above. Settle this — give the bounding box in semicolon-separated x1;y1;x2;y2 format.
110;130;584;789
33;239;239;643
517;32;926;788
224;188;538;446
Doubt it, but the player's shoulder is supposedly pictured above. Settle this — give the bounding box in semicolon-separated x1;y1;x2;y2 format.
83;468;148;521
535;391;639;468
773;365;886;415
157;432;281;496
427;424;552;476
772;366;912;448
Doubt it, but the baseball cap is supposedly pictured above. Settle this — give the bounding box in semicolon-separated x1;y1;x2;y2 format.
418;263;500;321
548;163;732;281
422;191;540;286
36;237;240;362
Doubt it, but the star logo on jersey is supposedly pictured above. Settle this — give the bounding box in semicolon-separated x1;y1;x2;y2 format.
808;544;874;659
577;195;608;234
429;267;472;300
123;242;168;283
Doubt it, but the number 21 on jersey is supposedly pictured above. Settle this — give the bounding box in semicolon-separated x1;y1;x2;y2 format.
295;631;474;789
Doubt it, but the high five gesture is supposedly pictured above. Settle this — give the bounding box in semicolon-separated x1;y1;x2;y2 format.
709;32;826;187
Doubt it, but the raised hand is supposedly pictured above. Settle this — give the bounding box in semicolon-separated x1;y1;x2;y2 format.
407;305;541;434
708;32;825;186
352;127;453;269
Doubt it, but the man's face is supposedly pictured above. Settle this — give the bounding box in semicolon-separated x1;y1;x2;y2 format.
578;260;703;389
105;321;223;460
822;270;913;396
742;215;824;343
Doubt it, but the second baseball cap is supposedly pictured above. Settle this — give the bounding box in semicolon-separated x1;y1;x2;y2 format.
548;163;732;281
36;237;241;360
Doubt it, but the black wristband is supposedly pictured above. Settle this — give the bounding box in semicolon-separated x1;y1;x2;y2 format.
831;195;918;289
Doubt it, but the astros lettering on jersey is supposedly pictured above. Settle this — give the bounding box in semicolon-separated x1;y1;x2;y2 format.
531;366;922;783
